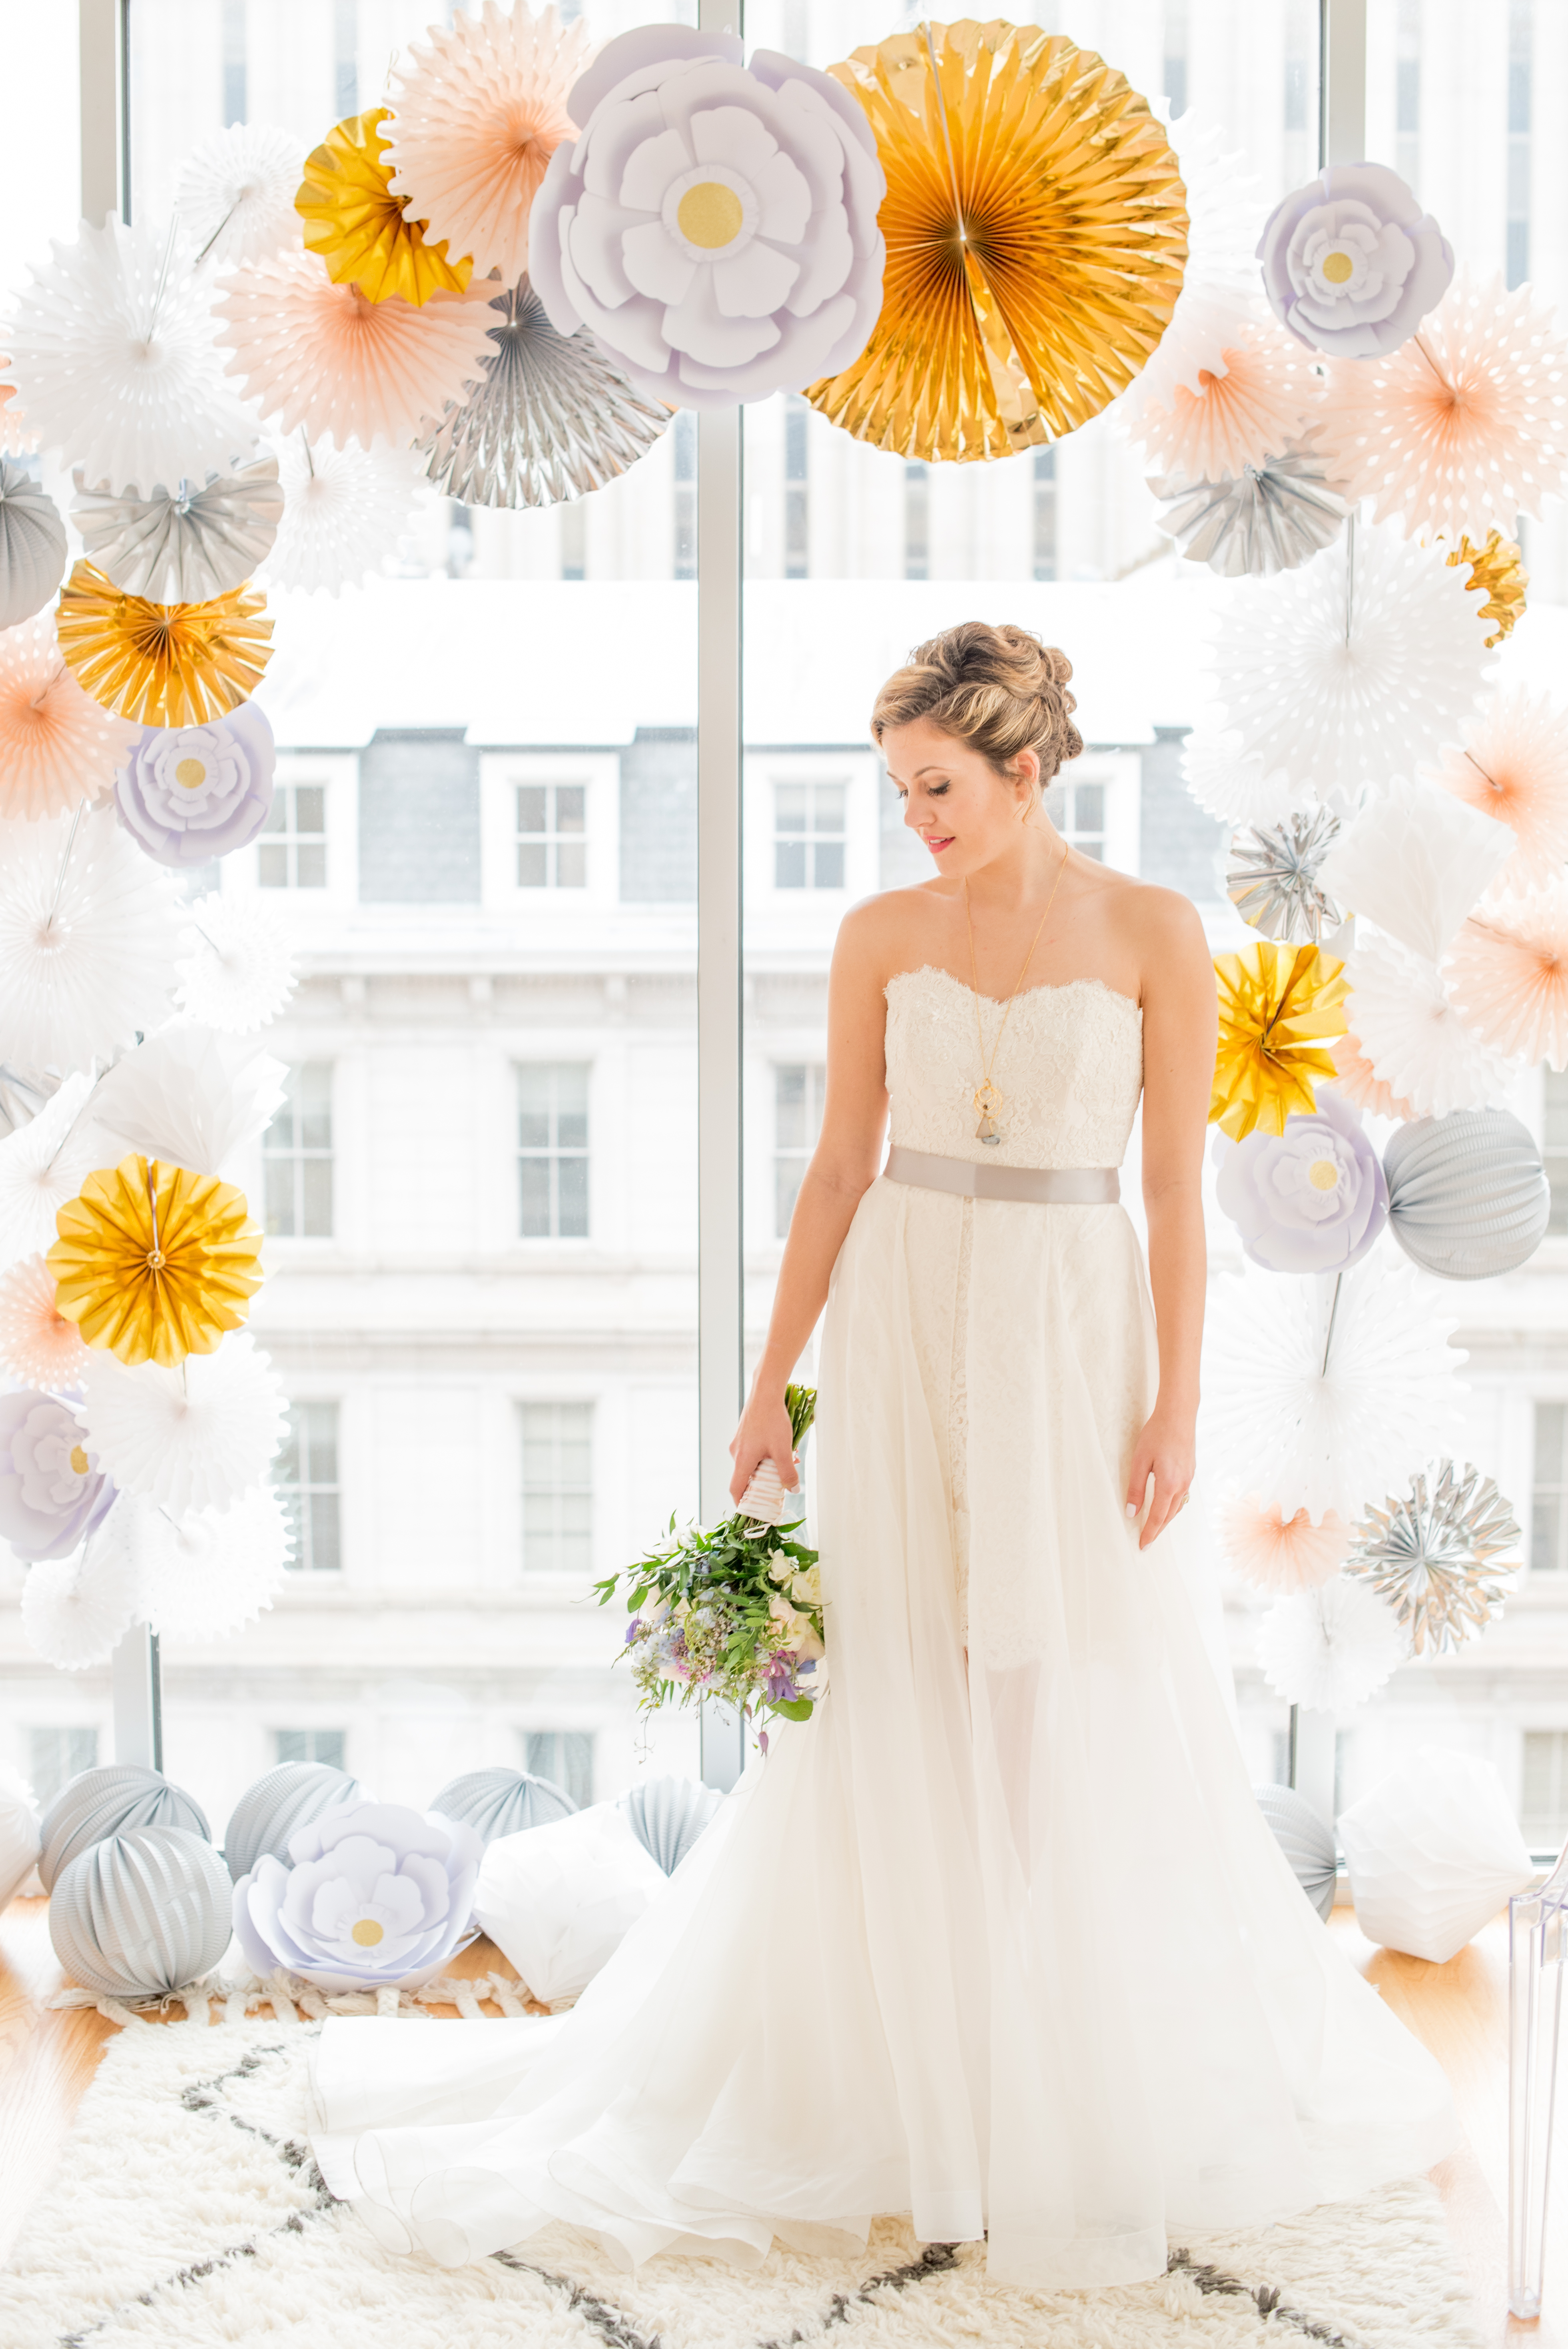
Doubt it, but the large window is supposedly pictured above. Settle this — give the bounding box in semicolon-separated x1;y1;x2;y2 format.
28;1725;97;1813
774;782;846;892
258;782;328;890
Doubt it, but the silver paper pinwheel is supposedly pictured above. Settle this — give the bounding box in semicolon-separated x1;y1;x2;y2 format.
1226;807;1343;942
414;273;670;511
0;459;67;629
1345;1460;1521;1657
1151;439;1348;579
71;454;283;601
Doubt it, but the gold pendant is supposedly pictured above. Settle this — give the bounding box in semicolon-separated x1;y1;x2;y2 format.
973;1079;1003;1146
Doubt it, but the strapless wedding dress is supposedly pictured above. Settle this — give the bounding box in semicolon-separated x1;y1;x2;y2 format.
309;967;1455;2287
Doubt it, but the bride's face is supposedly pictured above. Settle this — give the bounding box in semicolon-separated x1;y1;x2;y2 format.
882;718;1038;877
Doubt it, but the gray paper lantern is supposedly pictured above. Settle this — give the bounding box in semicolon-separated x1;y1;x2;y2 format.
1255;1782;1338;1922
49;1825;232;1997
222;1760;365;1883
619;1775;722;1876
1384;1108;1549;1281
430;1767;576;1845
0;459;67;629
39;1763;210;1894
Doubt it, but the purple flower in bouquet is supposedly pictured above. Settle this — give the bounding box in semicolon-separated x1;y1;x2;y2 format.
1215;1086;1389;1275
1257;162;1452;358
114;700;275;868
230;1798;483;1992
0;1390;115;1563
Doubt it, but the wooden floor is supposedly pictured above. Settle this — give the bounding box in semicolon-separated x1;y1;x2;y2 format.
0;1892;1559;2340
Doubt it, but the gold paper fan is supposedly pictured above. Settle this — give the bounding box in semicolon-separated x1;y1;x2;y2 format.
48;1154;264;1369
56;561;272;727
297;108;475;307
1211;942;1349;1143
807;19;1188;461
1447;530;1528;648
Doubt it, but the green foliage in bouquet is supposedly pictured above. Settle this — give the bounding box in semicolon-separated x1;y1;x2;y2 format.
594;1387;826;1728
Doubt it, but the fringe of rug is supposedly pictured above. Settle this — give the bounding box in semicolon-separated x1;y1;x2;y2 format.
48;1966;545;2031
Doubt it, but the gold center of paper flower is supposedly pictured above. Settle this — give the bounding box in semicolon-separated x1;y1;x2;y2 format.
1321;249;1355;284
1308;1158;1340;1191
175;757;207;788
351;1918;385;1946
678;182;744;249
69;1445;89;1475
146;1249;165;1271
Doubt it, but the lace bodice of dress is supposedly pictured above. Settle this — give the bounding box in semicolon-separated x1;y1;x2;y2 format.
885;966;1143;1169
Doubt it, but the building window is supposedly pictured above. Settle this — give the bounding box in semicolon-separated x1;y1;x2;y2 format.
774;1062;826;1238
276;1727;347;1769
774;779;846;891
1546;1073;1568;1232
1533;1402;1568;1571
524;1728;595;1807
518;1063;589;1238
904;461;929;581
1032;445;1057;582
274;1400;342;1573
263;1062;333;1237
1395;0;1420;193
221;0;247;124
1042;776;1105;862
258;780;327;889
28;1724;96;1811
1508;0;1531;289
673;411;696;579
560;499;587;581
784;393;808;580
521;1401;593;1572
1522;1731;1568;1850
1162;0;1188;116
517;781;586;888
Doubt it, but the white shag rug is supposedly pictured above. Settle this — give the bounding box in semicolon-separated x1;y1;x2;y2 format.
1;2018;1481;2349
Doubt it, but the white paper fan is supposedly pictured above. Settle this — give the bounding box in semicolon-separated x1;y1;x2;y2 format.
0;806;180;1075
1112;110;1260;419
71;454;283;602
1257;1576;1407;1712
175;892;297;1033
90;1027;286;1181
1202;1254;1468;1522
79;1334;288;1517
112;1484;293;1640
0;1071;100;1275
259;431;424;596
1344;929;1519;1118
178;124;307;269
20;1523;142;1670
1181;728;1307;828
1318;777;1516;962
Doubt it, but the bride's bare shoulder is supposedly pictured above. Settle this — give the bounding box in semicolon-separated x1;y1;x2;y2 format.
836;881;952;966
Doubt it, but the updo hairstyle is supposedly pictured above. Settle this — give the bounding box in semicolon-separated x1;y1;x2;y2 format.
870;622;1084;810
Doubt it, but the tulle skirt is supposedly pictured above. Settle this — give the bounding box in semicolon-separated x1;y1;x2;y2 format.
308;1178;1456;2285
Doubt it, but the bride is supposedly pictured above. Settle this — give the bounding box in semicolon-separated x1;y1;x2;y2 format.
310;623;1455;2285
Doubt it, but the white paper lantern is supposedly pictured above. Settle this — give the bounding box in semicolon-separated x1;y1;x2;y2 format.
1254;1782;1337;1922
38;1760;210;1893
429;1766;576;1845
222;1759;367;1884
1338;1744;1535;1962
473;1800;666;2007
49;1824;233;1996
90;1026;287;1181
618;1774;721;1876
0;459;67;630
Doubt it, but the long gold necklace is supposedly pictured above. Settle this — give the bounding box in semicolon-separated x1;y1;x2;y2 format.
964;842;1070;1146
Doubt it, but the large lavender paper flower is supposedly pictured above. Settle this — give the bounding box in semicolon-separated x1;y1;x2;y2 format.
0;1389;115;1563
230;1798;482;1992
1257;162;1453;359
529;26;885;410
113;701;275;868
1216;1087;1389;1274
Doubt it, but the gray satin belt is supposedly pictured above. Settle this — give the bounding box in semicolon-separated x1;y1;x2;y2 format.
883;1145;1120;1205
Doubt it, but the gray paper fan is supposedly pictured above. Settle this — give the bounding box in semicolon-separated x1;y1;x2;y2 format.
72;454;283;601
1151;440;1347;579
222;1760;365;1883
49;1825;233;1996
1254;1782;1337;1922
619;1775;722;1876
429;1766;577;1844
1227;808;1342;942
39;1762;210;1893
1384;1108;1549;1280
414;273;670;510
0;459;67;629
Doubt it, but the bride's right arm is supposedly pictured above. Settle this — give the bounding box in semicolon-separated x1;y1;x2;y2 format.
728;908;893;1501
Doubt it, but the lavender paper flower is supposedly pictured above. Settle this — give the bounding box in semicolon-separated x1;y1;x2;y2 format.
230;1798;482;1992
1216;1087;1389;1274
0;1390;115;1563
1257;162;1453;359
113;701;275;868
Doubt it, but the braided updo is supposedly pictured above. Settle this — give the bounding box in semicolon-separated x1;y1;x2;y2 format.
870;622;1084;796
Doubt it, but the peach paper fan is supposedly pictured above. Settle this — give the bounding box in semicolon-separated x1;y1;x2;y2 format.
1129;312;1321;479
1331;1030;1415;1123
0;613;138;820
1445;886;1568;1072
0;1256;92;1387
1428;689;1568;887
1218;1491;1348;1596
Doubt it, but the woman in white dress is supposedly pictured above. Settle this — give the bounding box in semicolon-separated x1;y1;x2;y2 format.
310;623;1454;2285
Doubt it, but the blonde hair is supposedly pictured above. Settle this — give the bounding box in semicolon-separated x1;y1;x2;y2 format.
870;623;1084;806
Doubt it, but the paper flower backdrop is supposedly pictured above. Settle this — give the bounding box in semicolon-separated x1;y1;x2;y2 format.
1331;1028;1415;1124
0;1073;100;1274
1210;940;1349;1141
1257;162;1453;359
1345;930;1516;1119
91;1027;285;1179
0;461;67;631
176;892;297;1032
0;808;178;1073
1345;1461;1519;1656
114;1485;293;1641
177;124;307;268
1217;1491;1347;1596
20;1534;141;1671
1225;808;1341;941
1134;319;1321;483
1257;1576;1407;1712
1445;887;1568;1072
80;1331;287;1516
1449;532;1527;648
0;1256;92;1387
385;0;594;285
114;701;275;867
231;1799;483;1992
57;563;272;729
0;613;139;821
71;455;283;603
415;274;670;509
0;1390;115;1563
297;108;474;308
1151;441;1345;579
1181;728;1300;830
0;215;259;496
1318;777;1514;963
532;27;887;417
49;1154;264;1369
1214;1087;1387;1274
1316;277;1568;542
1428;689;1568;887
260;431;423;595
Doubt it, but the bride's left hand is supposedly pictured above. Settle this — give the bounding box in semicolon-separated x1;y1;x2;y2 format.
1124;1410;1196;1551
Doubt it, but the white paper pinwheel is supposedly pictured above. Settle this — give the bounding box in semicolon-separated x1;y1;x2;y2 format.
177;124;307;269
530;25;886;409
1181;728;1306;830
1115;109;1260;419
80;1333;288;1518
0;1072;100;1275
72;455;283;602
110;1485;293;1642
175;891;297;1033
0;807;180;1076
1257;1576;1406;1713
1318;778;1515;963
20;1527;142;1671
0;461;67;631
1345;930;1519;1119
259;432;423;596
114;703;276;867
90;1026;286;1180
1257;161;1453;359
231;1799;483;1992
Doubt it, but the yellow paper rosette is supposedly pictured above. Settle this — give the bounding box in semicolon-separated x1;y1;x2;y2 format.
48;1154;264;1369
296;108;475;307
56;561;272;727
807;20;1188;461
1447;530;1528;649
1211;942;1350;1143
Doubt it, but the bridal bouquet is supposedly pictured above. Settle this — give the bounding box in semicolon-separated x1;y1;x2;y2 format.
594;1387;826;1729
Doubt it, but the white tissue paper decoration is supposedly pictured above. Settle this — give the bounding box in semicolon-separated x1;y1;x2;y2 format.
1338;1744;1535;1962
0;1072;100;1275
1256;1575;1406;1712
1318;779;1516;963
0;808;180;1076
1344;930;1519;1120
20;1529;143;1671
80;1334;288;1517
175;891;297;1033
90;1027;286;1180
474;1800;668;2007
